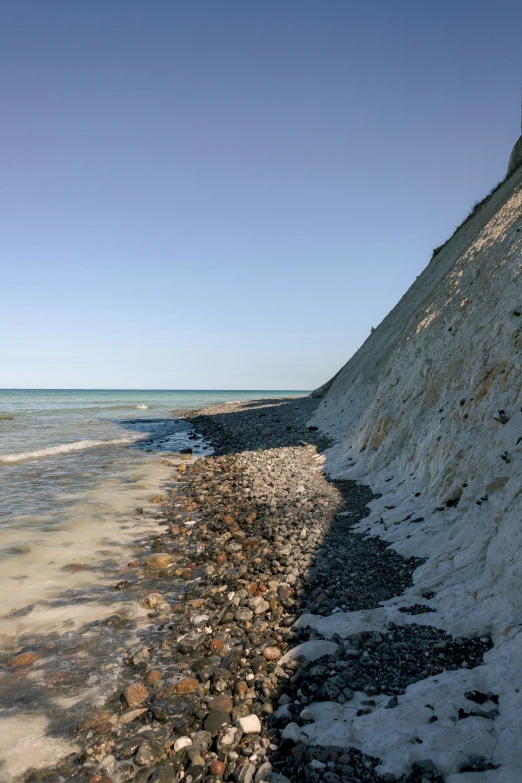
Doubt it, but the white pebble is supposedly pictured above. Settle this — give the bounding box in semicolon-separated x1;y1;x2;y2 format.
173;736;192;752
236;714;262;733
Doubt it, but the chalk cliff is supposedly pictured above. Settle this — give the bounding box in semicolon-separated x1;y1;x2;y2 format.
306;159;522;779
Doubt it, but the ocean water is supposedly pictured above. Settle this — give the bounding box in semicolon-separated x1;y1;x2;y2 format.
0;389;306;780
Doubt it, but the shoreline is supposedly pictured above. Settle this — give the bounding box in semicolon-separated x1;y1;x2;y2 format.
17;397;494;783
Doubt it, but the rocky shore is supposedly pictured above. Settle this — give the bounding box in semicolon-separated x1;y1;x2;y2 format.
22;397;495;783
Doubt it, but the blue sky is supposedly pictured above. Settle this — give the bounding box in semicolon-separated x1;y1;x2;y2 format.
1;1;521;389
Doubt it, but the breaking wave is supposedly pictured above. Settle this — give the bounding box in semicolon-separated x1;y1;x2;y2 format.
0;436;144;464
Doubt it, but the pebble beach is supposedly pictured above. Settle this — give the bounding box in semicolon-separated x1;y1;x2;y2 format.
9;396;496;783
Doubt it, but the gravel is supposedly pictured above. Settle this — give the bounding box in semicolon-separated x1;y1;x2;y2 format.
24;397;494;783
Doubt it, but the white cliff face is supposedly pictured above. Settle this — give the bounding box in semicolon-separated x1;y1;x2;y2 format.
306;167;522;779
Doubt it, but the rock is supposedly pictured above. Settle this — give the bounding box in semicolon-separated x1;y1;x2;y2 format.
248;596;270;615
412;759;436;774
254;762;273;783
266;774;292;783
385;695;398;709
204;708;231;734
251;656;267;674
145;553;173;570
177;464;187;472
279;640;338;665
216;726;242;754
191;731;212;754
143;592;163;608
235;762;255;783
120;708;148;724
135;739;161;766
149;494;166;503
99;754;117;774
175;677;199;694
210;638;225;652
147;669;162;685
262;646;281;661
281;722;301;742
173;736;192;752
10;651;37;667
211;760;227;776
221;647;242;671
236;714;261;734
123;683;149;708
208;694;234;712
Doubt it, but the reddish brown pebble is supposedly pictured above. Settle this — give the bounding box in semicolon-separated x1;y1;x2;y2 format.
123;683;149;708
175;677;199;694
246;582;258;595
236;681;248;699
147;670;162;685
170;525;181;535
208;694;233;712
181;569;193;579
209;639;225;651
258;584;268;593
10;652;38;668
177;464;186;472
128;560;139;567
263;646;281;661
215;554;227;564
210;761;226;776
223;515;234;524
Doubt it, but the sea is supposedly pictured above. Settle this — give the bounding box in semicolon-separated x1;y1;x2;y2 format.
0;389;306;780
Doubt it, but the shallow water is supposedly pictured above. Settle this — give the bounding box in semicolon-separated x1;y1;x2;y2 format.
0;389;306;781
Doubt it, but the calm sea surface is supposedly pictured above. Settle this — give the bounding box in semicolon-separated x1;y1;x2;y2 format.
0;389;306;535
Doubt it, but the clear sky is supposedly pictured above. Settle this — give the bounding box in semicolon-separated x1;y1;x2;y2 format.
1;1;521;390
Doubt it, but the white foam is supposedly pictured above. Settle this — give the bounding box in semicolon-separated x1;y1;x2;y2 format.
0;435;144;463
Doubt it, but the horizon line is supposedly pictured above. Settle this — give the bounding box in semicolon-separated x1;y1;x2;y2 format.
0;387;311;392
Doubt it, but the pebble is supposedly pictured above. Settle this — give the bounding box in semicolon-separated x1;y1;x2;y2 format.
204;708;231;734
143;592;163;608
262;646;281;661
145;553;173;570
173;736;192;752
36;396;486;783
175;676;199;694
123;683;149;708
9;651;38;667
236;714;262;734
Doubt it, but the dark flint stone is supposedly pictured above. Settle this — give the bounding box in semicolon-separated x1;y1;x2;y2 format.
150;699;170;721
464;690;488;704
221;646;243;671
185;762;206;783
148;765;180;782
203;708;231;734
120;737;143;757
251;655;267;674
412;759;436;773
